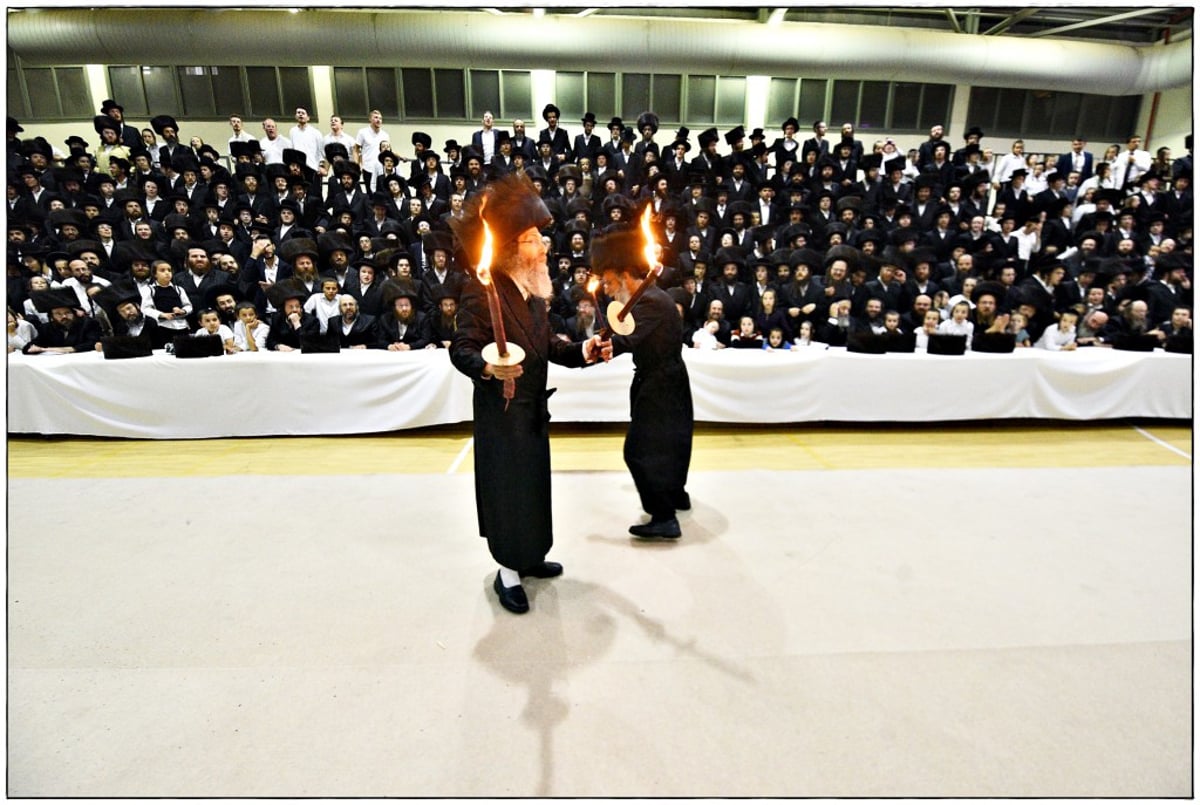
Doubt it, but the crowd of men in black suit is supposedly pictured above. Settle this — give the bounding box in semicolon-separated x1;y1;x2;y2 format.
6;100;1193;356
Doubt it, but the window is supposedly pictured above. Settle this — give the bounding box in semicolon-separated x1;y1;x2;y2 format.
796;79;827;129
767;78;798;128
333;68;368;119
715;76;746;126
687;75;717;125
587;73;617;120
969;86;1140;142
471;70;502;120
555;72;585;121
104;64;305;120
651;75;681;123
12;66;93;120
501;71;531;121
402;69;434;118
621;74;651;120
434;69;465;118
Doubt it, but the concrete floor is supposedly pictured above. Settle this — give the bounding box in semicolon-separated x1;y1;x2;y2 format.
6;457;1192;797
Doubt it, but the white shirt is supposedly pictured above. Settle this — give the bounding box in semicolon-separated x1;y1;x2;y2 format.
304;293;345;333
288;124;324;170
355;126;391;172
1014;227;1041;261
477;128;496;162
1115;149;1152;189
260;134;292;165
194;324;234;342
232;319;270;351
324;131;356;155
1035;324;1076;350
937;317;975;342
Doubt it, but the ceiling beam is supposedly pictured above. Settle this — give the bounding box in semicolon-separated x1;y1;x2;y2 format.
982;8;1040;36
944;8;962;34
1027;7;1173;38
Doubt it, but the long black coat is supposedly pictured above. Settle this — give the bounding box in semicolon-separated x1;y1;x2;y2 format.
609;284;693;520
450;272;588;570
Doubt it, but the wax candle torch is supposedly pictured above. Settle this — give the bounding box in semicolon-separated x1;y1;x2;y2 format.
474;200;508;357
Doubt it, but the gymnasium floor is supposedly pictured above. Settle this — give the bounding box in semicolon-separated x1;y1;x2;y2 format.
6;420;1194;797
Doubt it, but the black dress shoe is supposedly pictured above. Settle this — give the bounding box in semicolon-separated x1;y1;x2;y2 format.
672;491;691;511
520;561;563;579
493;572;529;614
629;518;682;539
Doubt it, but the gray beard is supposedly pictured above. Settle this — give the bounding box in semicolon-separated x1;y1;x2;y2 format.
512;256;553;300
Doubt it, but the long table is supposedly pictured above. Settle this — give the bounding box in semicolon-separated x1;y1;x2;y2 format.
7;346;1191;439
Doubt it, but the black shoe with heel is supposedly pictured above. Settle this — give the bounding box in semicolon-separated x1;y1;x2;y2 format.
493;572;530;614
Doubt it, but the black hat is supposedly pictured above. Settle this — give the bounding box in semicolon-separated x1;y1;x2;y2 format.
636;112;660;135
660;126;689;153
8;116;24;133
411;131;432;150
381;280;420;307
323;142;349;162
172;152;200;174
607;117;624;132
1009;168;1028;179
589;227;644;274
31;288;83;313
203;283;243;308
581;112;597;126
556;164;583;185
149;115;179;136
749;128;766;141
914;172;940;189
447;173;551;266
281;148;308;168
781;117;799;132
724;126;746;146
443;139;461;153
92;115;121;136
697;128;719;149
859;153;883;172
1153;251;1191;279
422;229;456;259
278;237;320;264
963;125;985;140
64;135;90;152
332;160;362;180
714;246;746;270
541;103;561;121
883;155;906;175
266;278;311;309
619;128;636;144
318;231;355;258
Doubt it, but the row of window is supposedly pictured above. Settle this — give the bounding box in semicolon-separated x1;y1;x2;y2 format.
7;58;1142;143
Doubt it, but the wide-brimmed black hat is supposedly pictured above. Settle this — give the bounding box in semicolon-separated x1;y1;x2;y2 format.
149;115;179;136
636;112;660;135
31;288;83;313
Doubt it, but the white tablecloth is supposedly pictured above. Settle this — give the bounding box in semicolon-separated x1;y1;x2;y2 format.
6;346;1192;439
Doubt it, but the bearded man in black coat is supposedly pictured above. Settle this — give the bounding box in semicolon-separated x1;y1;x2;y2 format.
449;173;602;615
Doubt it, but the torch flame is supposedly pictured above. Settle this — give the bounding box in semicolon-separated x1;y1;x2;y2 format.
477;197;494;286
586;277;601;295
640;203;657;272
